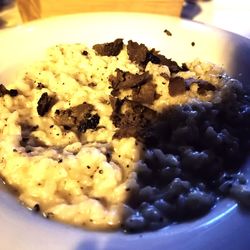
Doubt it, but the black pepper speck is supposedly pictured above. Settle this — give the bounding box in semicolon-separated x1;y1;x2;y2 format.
82;50;88;56
9;89;18;97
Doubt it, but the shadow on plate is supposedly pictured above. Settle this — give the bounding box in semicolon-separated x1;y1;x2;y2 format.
75;240;100;250
228;35;250;92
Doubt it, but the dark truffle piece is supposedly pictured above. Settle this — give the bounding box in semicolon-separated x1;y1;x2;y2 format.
197;82;216;95
146;49;183;73
164;29;172;36
0;84;19;97
109;69;152;91
127;40;148;65
54;102;100;132
110;97;157;138
145;51;161;64
181;63;189;72
93;39;124;56
9;89;18;97
54;103;93;128
0;84;9;97
110;96;124;112
168;77;186;96
185;78;217;95
132;82;159;105
78;114;100;132
126;40;186;74
37;92;56;116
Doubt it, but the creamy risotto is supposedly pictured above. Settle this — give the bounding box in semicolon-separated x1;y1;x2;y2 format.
0;39;249;232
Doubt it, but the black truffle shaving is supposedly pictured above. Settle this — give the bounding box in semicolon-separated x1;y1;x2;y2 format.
0;84;19;97
54;102;100;133
132;82;159;105
164;29;172;36
146;49;182;73
37;92;56;116
127;40;148;65
110;97;158;139
93;39;124;56
78;114;100;132
185;78;217;95
109;69;152;91
0;84;9;96
126;40;186;74
145;51;161;64
168;77;186;96
9;89;18;97
197;82;216;95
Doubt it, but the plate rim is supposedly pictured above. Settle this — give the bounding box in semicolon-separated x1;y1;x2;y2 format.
1;11;250;250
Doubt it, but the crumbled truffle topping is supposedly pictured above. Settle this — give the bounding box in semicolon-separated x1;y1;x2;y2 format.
132;82;159;105
9;89;18;97
127;40;148;65
110;97;157;138
109;69;152;91
185;78;217;95
0;84;19;97
181;63;189;72
126;41;185;73
0;84;9;96
54;103;93;127
78;114;100;133
164;29;172;36
54;102;100;132
197;82;216;95
168;77;186;96
146;49;184;73
37;92;56;116
93;39;124;56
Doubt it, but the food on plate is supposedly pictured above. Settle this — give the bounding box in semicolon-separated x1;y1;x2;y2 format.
0;39;250;232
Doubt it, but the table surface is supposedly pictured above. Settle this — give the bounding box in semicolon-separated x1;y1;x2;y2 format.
1;0;250;39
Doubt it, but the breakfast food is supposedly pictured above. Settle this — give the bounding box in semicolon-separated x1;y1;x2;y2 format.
0;39;250;233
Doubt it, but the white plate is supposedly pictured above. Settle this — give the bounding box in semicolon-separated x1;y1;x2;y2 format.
1;12;250;250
